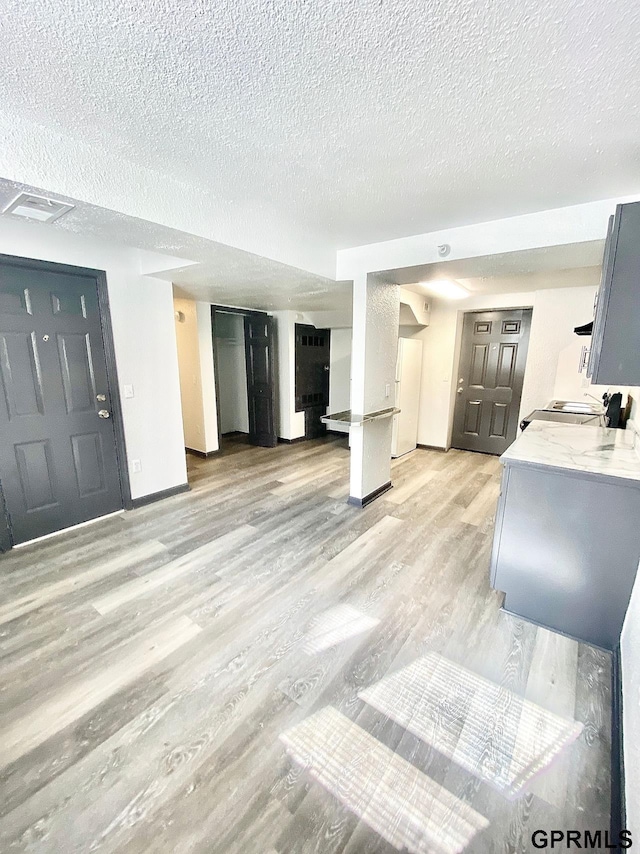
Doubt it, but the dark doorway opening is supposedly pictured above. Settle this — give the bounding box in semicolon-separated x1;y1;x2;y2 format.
451;308;532;455
295;324;331;440
0;254;130;548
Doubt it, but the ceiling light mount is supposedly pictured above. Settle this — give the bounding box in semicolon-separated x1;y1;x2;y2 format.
2;192;74;224
420;279;469;300
437;243;451;257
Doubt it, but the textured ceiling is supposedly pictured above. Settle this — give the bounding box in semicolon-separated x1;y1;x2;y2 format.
0;177;350;312
0;177;602;310
384;241;605;291
1;0;640;251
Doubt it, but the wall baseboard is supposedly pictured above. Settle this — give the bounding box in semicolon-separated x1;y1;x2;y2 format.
130;482;190;509
348;481;393;508
417;443;447;452
185;447;221;458
277;436;307;445
611;645;626;843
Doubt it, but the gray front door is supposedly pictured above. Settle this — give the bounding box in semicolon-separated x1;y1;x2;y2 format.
451;308;532;455
0;257;124;545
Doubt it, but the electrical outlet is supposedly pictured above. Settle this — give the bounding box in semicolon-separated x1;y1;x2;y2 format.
131;459;142;474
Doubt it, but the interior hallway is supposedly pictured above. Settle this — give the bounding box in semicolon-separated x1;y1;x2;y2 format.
0;437;610;852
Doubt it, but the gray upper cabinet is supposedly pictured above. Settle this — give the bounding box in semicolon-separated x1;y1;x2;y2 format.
588;200;640;384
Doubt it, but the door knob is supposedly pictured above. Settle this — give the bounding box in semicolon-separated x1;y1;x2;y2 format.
457;387;464;394
98;409;111;419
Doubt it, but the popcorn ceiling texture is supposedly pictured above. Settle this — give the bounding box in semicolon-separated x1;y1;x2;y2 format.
1;0;640;256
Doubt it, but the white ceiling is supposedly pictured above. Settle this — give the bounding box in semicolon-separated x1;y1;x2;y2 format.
0;177;602;312
0;178;350;312
386;242;605;293
1;0;640;251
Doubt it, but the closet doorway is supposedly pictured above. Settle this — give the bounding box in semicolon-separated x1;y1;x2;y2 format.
211;307;277;448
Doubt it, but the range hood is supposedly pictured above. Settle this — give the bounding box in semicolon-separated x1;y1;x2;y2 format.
574;321;593;336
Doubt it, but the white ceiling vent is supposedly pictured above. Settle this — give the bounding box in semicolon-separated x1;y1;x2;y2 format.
2;193;74;223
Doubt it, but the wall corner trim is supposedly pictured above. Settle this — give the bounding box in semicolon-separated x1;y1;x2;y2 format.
348;481;393;508
130;482;190;509
185;447;221;458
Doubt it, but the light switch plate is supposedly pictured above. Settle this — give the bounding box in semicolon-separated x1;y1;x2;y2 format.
123;384;134;399
131;459;142;473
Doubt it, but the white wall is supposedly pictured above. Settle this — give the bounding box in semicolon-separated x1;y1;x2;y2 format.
336;196;640;280
328;328;352;434
215;314;249;434
197;302;218;451
0;216;187;499
349;274;400;500
273;310;305;441
174;298;219;454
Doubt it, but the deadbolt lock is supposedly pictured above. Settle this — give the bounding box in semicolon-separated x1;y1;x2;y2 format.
96;394;106;402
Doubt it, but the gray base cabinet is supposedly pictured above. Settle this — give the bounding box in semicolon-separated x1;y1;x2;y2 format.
490;461;640;650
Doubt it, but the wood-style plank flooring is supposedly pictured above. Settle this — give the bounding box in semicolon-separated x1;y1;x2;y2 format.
0;435;611;852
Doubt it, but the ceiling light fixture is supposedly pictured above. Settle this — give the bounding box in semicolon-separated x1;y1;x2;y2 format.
420;279;469;300
2;192;74;224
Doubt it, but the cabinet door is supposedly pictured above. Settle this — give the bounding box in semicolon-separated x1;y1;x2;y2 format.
495;464;640;650
589;201;640;384
587;213;616;378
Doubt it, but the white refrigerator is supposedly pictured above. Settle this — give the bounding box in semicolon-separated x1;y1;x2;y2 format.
391;338;423;458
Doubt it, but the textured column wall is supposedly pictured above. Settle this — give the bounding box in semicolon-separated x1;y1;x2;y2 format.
349;274;399;501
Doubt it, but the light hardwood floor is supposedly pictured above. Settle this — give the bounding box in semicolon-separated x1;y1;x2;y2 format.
0;435;611;853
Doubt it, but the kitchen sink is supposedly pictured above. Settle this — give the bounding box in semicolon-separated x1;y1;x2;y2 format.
548;399;604;415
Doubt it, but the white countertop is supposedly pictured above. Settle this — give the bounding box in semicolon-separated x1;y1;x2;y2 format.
501;421;640;482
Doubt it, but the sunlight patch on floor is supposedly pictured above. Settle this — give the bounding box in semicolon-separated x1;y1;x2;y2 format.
302;603;380;654
279;706;489;854
359;653;584;799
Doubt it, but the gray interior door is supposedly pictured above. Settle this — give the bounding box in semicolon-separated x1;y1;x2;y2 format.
0;258;124;545
244;312;277;448
451;308;532;455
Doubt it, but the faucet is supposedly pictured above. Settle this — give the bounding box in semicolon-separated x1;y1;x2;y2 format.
584;391;609;407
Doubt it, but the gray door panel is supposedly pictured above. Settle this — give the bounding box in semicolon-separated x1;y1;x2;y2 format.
451;309;532;455
244;313;277;448
0;260;123;544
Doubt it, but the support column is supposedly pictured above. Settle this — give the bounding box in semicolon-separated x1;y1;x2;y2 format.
349;273;400;506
